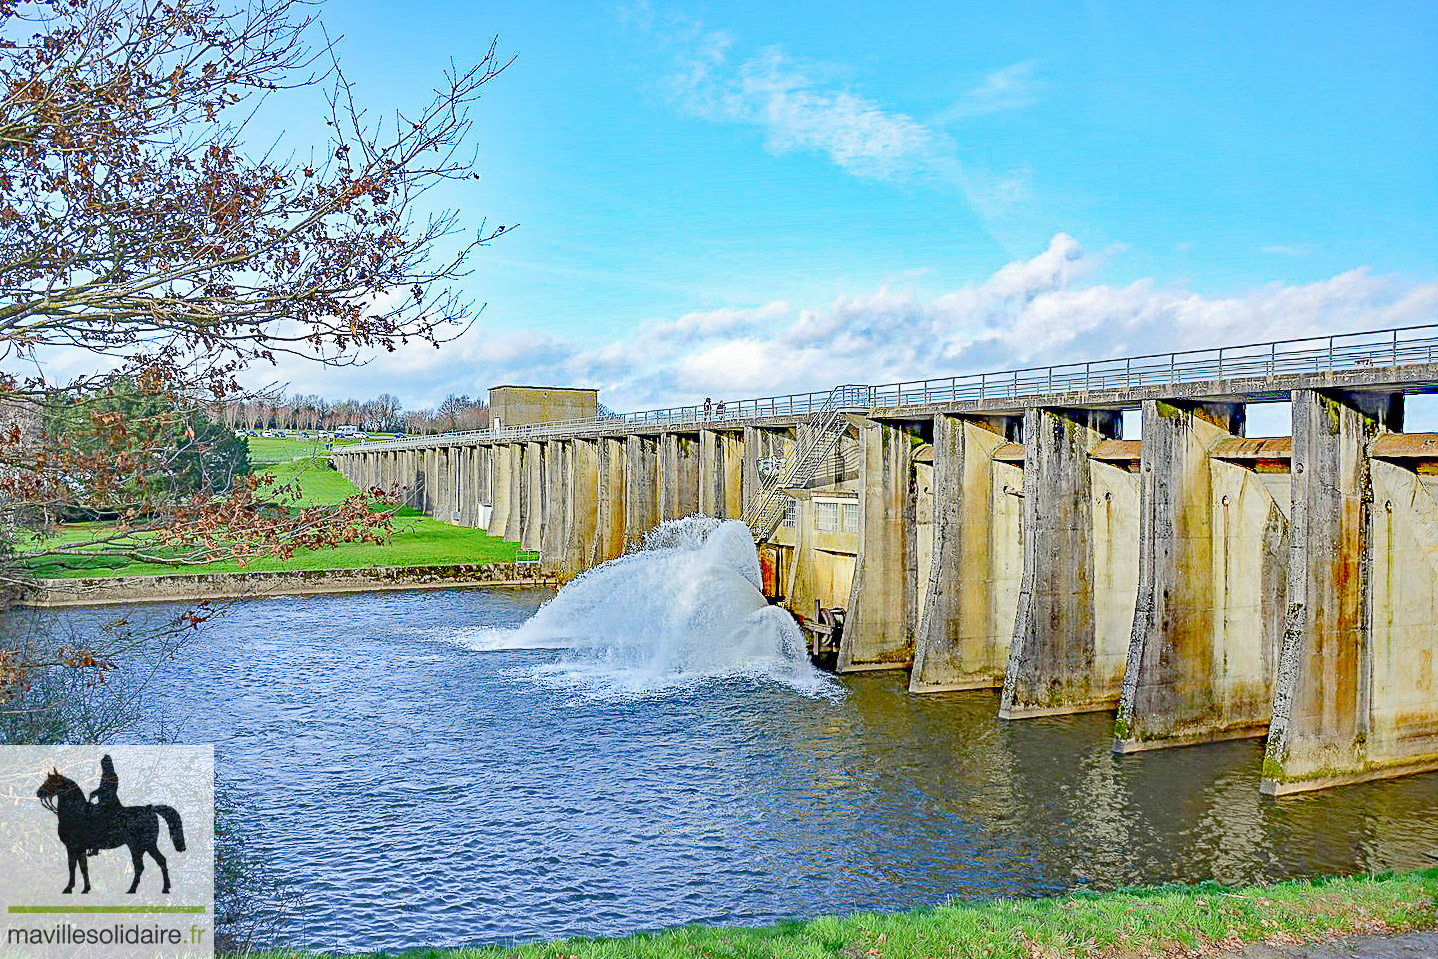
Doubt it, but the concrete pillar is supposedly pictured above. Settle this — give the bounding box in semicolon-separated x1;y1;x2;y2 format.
455;447;472;527
700;430;745;519
596;437;627;562
401;451;412;502
722;431;745;519
457;446;473;527
540;440;569;563
1001;407;1135;718
459;447;473;525
910;415;1023;693
1114;401;1288;752
432;447;445;516
1263;389;1409;795
660;432;700;520
699;429;722;518
522;441;544;552
443;448;460;524
839;419;923;672
563;438;600;580
487;444;512;538
505;443;524;542
422;448;439;513
477;446;491;506
412;450;425;510
624;433;660;548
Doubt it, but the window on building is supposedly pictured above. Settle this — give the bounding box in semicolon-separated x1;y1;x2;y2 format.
783;496;798;527
842;501;860;533
815;500;840;532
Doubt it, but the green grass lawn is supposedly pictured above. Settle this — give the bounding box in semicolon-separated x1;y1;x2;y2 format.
245;435;373;466
25;444;535;578
243;869;1438;959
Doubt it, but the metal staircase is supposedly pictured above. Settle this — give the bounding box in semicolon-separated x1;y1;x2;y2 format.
743;385;871;543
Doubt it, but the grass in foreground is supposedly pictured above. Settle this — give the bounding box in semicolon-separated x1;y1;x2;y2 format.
27;451;536;577
245;869;1438;959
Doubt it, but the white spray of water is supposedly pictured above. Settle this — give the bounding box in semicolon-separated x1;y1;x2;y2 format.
453;517;840;700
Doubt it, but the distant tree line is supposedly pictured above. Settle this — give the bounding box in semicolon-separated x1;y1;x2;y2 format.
215;392;490;435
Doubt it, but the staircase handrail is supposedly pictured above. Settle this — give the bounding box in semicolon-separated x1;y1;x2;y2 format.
743;384;870;541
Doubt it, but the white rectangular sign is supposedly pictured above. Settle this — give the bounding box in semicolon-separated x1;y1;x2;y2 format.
0;746;214;959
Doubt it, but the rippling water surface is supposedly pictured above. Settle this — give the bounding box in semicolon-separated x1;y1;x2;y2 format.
27;523;1438;951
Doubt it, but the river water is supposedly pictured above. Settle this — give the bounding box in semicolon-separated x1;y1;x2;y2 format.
25;519;1438;951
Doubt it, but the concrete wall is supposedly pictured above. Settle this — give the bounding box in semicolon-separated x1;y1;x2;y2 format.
661;432;701;520
596;436;627;562
783;491;859;617
1263;390;1438;794
910;415;1023;692
624;433;660;548
840;420;923;672
1002;408;1135;718
522;441;544;552
489;385;597;429
505;443;524;541
1116;401;1288;751
1369;464;1438;770
540;440;568;564
487;444;513;538
699;429;745;519
560;439;599;581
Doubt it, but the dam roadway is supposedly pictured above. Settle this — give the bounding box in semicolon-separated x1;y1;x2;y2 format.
333;324;1438;797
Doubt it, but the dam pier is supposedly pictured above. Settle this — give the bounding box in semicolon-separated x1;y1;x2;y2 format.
334;325;1438;797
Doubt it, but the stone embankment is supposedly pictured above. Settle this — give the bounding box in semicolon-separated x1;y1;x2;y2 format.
15;563;557;607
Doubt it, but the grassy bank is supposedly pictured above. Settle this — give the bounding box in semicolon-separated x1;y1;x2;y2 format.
247;869;1438;959
27;444;537;577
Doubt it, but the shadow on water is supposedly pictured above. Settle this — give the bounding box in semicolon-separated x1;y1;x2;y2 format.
18;586;1438;952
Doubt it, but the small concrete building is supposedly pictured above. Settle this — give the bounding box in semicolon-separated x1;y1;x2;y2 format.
489;386;598;430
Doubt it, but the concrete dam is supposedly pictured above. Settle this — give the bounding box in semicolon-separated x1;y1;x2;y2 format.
333;325;1438;797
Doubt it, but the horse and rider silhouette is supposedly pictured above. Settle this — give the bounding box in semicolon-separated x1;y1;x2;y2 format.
35;755;186;895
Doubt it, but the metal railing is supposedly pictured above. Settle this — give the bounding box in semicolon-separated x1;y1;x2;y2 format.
742;386;866;541
865;325;1438;408
343;324;1438;452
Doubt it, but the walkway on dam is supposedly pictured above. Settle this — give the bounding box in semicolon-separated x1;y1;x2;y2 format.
350;324;1438;451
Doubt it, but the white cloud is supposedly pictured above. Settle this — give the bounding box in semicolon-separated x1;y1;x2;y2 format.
939;60;1041;122
663;31;955;182
197;235;1438;413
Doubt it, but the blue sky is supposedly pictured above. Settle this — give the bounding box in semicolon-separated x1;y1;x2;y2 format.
249;0;1437;412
